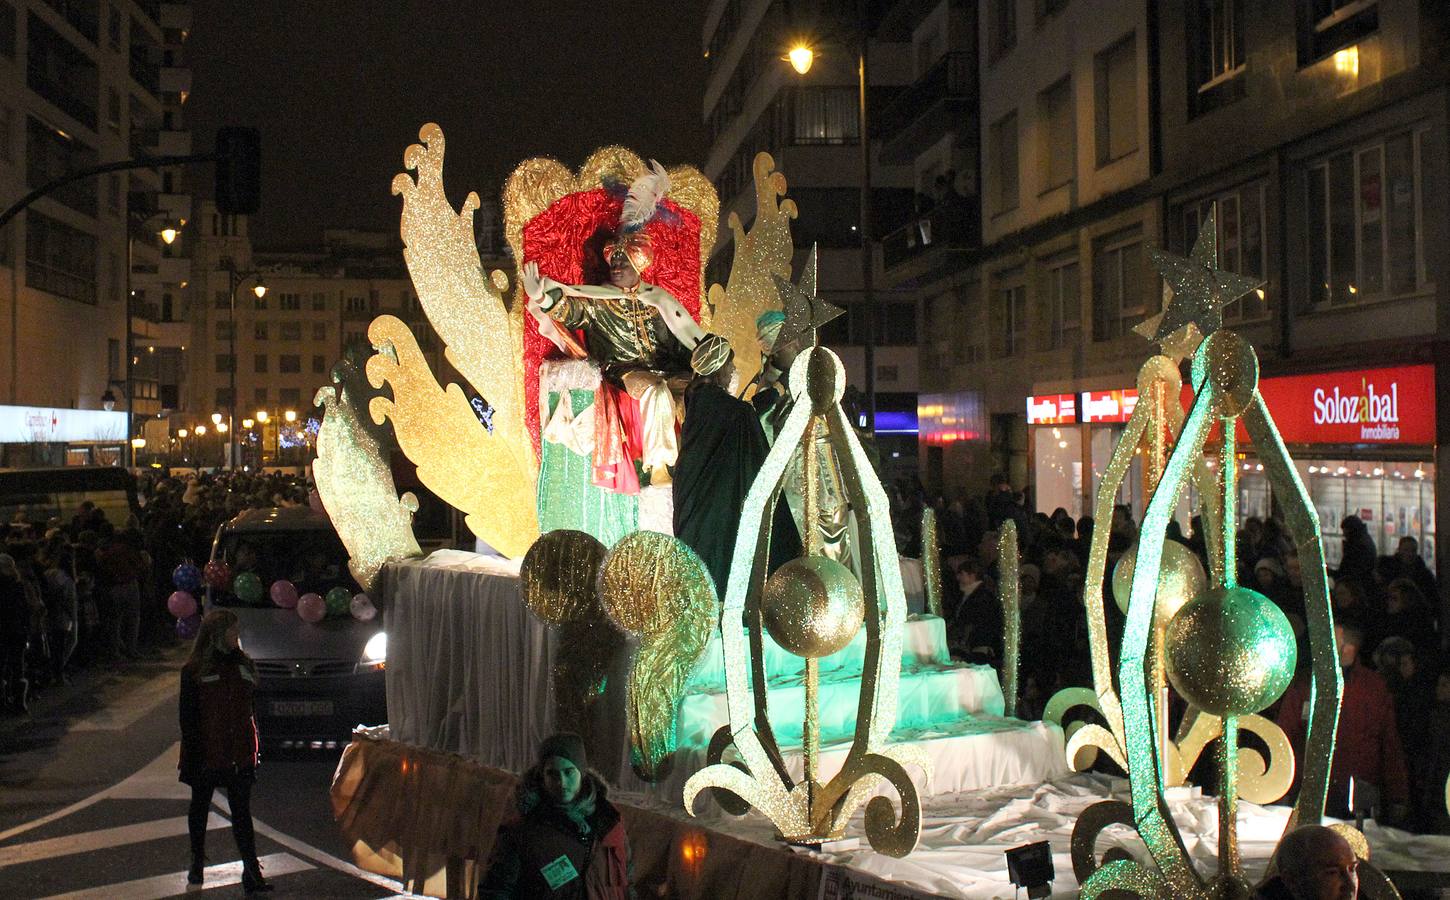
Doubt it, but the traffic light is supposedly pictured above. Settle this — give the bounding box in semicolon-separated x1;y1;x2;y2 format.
214;126;261;216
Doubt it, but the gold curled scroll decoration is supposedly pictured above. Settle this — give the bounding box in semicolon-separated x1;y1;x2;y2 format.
365;315;539;558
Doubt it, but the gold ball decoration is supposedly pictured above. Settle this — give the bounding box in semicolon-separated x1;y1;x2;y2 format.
1196;330;1259;418
521;530;608;625
1112;540;1208;618
599;531;715;637
1165;585;1297;717
761;555;865;659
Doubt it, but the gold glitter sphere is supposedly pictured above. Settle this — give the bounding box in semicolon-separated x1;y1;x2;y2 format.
1165;585;1297;717
1112;540;1208;618
521;530;607;625
761;555;865;659
599;531;715;638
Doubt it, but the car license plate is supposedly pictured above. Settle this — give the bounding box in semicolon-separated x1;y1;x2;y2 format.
270;700;334;716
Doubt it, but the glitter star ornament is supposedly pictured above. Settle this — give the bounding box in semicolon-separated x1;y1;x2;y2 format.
1148;209;1264;340
1134;284;1203;362
773;245;842;347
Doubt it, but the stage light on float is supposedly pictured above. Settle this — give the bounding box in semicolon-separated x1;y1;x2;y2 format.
1005;841;1054;899
360;631;387;671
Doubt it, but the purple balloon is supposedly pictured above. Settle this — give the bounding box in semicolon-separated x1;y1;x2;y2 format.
270;579;299;609
297;592;326;624
176;613;202;640
167;590;197;619
172;562;202;593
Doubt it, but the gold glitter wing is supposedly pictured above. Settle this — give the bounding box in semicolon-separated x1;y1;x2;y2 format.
708;152;798;396
392;124;533;475
599;531;717;782
366;315;539;558
312;362;421;592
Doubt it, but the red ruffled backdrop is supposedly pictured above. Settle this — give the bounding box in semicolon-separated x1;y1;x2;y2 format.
520;188;702;456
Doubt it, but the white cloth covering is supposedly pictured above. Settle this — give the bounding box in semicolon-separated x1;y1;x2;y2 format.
382;550;551;774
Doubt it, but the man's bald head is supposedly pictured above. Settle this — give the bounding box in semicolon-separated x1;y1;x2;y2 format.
1277;825;1358;900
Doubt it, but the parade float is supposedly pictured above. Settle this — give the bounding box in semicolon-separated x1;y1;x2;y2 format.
316;125;1447;898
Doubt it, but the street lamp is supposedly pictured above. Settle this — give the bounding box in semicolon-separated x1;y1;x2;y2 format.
224;261;267;470
256;410;269;423
211;412;222;425
284;409;297;423
785;16;876;432
160;227;178;245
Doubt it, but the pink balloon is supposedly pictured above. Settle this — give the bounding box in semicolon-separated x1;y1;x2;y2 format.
350;593;377;621
270;579;299;609
297;592;326;623
167;590;197;619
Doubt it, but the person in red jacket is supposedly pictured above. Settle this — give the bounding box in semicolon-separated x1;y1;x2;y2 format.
178;609;272;893
479;733;632;899
1275;620;1410;823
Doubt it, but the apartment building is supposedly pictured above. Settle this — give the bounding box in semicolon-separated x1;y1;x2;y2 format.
0;0;192;466
900;0;1446;584
702;0;922;472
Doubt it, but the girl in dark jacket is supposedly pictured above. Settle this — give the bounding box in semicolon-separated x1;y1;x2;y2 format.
479;733;632;900
178;609;272;893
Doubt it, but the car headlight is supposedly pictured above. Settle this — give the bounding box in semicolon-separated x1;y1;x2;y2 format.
359;631;387;672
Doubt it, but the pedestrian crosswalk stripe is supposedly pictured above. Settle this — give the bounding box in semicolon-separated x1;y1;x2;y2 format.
0;813;228;869
71;675;177;733
37;851;312;900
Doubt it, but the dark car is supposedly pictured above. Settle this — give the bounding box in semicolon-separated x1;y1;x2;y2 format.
206;506;386;747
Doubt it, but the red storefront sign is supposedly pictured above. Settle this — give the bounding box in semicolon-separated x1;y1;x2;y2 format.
1027;394;1077;425
1080;389;1140;424
1251;364;1435;446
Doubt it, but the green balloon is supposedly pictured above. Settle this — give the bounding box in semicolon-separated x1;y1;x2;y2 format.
233;571;264;603
325;586;352;616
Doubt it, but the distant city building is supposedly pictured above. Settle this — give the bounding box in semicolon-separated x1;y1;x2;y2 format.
0;0;192;466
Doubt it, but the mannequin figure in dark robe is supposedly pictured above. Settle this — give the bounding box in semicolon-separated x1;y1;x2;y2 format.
673;335;774;596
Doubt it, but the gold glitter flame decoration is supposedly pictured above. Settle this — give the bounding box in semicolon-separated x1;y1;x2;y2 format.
521;530;621;758
392;123;534;480
997;520;1021;719
707;152;798;396
921;508;942;618
598;531;716;782
683;347;929;858
312;363;421;593
366;315;539;558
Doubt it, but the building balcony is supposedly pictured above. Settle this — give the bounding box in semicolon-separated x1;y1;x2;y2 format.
875;197;980;265
874;0;945;40
876;51;977;166
881;199;980;281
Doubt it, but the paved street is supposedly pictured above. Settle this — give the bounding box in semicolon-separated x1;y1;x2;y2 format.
0;649;405;898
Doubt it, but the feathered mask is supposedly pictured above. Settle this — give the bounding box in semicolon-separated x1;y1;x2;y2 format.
603;160;674;274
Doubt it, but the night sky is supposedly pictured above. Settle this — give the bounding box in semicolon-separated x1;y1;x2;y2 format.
185;1;709;248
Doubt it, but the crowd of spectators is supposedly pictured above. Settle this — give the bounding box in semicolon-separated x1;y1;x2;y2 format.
0;470;312;716
915;474;1448;834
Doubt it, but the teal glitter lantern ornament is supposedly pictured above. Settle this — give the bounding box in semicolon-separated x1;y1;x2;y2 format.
1165;585;1296;717
325;586;352;617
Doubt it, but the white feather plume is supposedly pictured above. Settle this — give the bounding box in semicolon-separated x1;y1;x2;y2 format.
619;160;671;232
